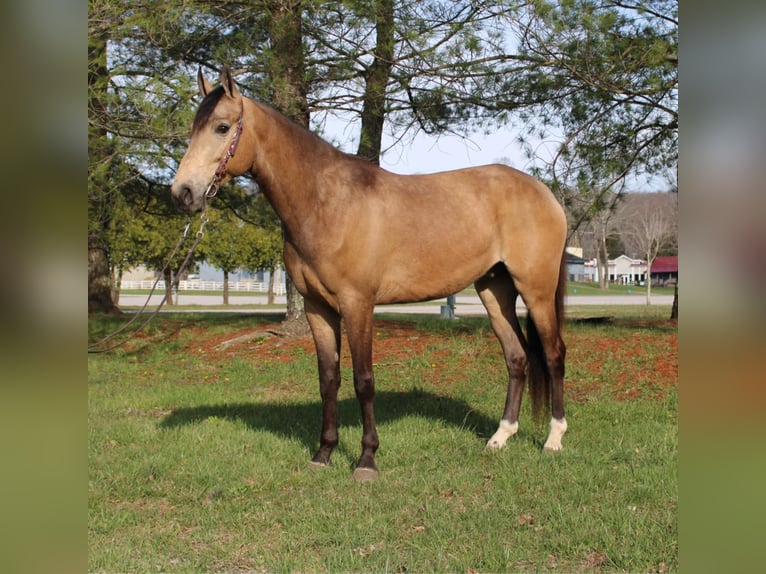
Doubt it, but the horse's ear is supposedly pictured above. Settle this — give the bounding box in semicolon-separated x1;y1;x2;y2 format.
220;64;239;98
197;67;214;97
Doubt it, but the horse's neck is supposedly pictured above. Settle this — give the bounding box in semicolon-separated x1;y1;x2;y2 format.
247;101;341;228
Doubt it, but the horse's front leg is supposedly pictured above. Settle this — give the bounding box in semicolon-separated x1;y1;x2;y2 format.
305;299;342;467
343;303;380;481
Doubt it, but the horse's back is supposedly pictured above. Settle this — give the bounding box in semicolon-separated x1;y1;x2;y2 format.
379;163;566;248
384;163;561;217
359;163;565;303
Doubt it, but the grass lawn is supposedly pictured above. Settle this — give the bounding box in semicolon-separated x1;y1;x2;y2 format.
88;312;677;572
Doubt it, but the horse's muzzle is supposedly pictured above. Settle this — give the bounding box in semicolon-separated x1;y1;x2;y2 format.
171;183;200;213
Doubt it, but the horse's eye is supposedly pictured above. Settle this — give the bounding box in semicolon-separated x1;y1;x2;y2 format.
215;124;230;135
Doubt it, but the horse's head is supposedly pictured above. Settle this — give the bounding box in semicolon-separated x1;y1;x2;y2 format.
171;65;249;213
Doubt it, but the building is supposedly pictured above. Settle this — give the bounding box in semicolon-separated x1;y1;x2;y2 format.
565;252;586;282
583;255;648;285
650;255;678;286
610;254;647;285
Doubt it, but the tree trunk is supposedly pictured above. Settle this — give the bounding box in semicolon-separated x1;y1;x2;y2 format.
113;266;123;307
670;283;678;319
356;0;395;164
284;277;311;336
266;1;309;125
597;228;609;289
87;28;118;314
266;1;310;334
163;268;174;306
223;269;230;305
645;253;653;305
88;235;119;314
267;269;276;305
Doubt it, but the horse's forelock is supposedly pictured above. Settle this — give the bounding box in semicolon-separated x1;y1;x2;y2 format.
191;86;226;135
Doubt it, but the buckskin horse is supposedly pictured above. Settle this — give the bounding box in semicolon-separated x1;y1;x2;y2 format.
171;66;568;481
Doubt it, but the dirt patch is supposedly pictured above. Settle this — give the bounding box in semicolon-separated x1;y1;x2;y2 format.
182;319;677;403
187;320;443;367
567;328;677;402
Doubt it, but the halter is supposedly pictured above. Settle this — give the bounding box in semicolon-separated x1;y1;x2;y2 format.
205;98;245;198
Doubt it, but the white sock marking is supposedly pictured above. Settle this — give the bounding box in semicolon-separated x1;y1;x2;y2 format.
543;417;567;451
486;419;519;450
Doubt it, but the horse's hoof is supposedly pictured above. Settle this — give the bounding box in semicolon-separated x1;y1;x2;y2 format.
352;467;379;482
309;460;330;469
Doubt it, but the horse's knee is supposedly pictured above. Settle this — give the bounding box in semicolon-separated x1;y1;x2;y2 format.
353;372;375;401
508;354;527;379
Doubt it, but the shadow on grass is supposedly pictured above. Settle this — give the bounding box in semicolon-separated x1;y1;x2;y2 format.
159;389;498;454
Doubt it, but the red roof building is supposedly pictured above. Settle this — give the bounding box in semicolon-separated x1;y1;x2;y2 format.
650;256;678;286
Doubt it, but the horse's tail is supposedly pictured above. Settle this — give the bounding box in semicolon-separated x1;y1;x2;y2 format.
526;249;567;422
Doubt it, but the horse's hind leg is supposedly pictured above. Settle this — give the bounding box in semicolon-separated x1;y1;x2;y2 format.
524;295;567;451
305;298;342;467
476;266;527;450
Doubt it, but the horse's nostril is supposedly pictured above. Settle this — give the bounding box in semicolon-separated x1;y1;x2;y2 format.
171;184;196;212
182;186;193;207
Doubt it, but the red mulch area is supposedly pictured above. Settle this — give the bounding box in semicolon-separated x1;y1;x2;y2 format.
566;326;678;402
183;319;677;402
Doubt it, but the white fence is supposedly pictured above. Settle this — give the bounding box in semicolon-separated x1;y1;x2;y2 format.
120;279;286;295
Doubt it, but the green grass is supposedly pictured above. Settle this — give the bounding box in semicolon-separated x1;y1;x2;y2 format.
565;304;672;321
89;313;677;572
565;282;675;296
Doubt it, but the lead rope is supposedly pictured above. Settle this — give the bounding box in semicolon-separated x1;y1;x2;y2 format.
88;211;210;353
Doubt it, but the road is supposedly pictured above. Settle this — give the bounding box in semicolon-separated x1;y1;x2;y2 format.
119;293;674;316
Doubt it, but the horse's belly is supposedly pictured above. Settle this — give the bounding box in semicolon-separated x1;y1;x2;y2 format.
376;251;494;304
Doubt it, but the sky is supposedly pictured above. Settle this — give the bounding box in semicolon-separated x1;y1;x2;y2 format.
379;126;537;176
317;112;540;177
316;113;666;191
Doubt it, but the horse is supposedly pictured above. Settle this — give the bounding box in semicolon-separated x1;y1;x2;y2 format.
171;65;568;481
